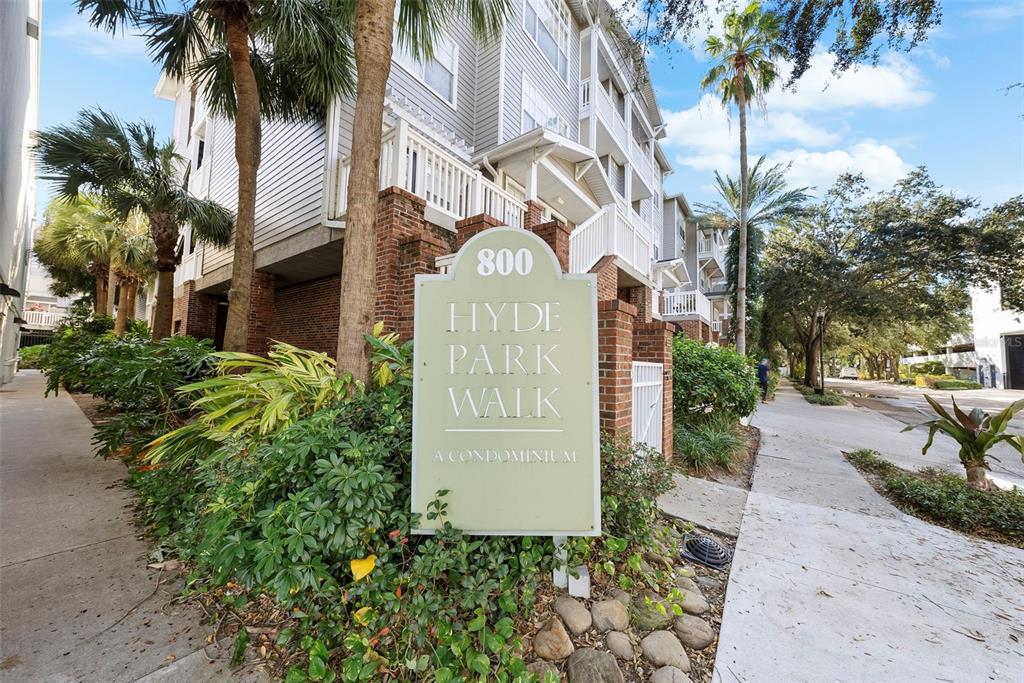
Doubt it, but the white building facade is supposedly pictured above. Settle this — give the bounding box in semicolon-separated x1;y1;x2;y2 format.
971;285;1024;390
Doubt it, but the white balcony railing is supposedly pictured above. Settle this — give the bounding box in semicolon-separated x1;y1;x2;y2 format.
697;233;727;272
24;310;64;329
660;289;712;322
711;320;722;334
580;78;628;146
630;137;655;189
329;119;525;229
569;205;653;277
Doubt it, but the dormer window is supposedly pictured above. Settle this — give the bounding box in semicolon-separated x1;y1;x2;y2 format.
523;0;570;82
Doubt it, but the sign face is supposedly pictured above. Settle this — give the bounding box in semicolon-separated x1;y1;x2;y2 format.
412;227;600;536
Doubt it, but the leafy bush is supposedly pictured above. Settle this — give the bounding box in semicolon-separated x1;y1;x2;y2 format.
933;379;982;390
846;450;1024;547
913;373;956;388
40;312;115;394
908;360;945;375
601;437;674;546
17;343;48;369
675;413;745;473
672;336;757;422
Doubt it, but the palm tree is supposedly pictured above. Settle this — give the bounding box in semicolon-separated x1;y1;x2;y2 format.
77;0;356;352
336;0;511;382
110;211;156;335
700;1;786;356
35;109;233;340
34;195;117;314
698;156;810;339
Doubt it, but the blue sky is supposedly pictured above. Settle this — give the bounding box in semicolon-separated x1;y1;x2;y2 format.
38;0;1023;214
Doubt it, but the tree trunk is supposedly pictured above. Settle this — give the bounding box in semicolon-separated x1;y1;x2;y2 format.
105;269;117;317
335;0;396;382
734;67;749;357
150;212;179;340
964;463;991;491
153;271;174;338
805;335;820;388
93;264;108;314
125;282;138;321
221;9;262;353
114;275;129;335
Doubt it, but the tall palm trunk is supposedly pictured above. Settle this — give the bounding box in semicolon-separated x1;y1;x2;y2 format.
151;213;178;339
735;66;748;356
92;263;109;314
335;0;396;382
221;10;261;353
114;274;130;335
125;282;138;321
105;269;117;317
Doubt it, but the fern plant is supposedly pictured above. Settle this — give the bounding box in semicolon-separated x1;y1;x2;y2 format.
903;395;1024;491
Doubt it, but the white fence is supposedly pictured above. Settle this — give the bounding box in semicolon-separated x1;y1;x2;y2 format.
330;119;525;229
660;289;712;322
632;361;663;454
569;205;652;277
23;310;64;329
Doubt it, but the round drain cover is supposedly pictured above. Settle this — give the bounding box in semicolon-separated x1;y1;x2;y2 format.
679;534;732;570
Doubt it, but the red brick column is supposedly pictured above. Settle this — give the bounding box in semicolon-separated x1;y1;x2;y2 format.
598;299;636;437
590;256;618;302
375;187;428;335
394;228;454;340
171;280;217;340
524;199;545;230
634;321;675;457
623;286;653;324
455;213;503;251
720;317;731;341
528;219;570;273
247;271;276;354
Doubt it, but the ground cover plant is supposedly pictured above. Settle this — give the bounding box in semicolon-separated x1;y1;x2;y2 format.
675;413;746;474
791;380;847;406
17;343;47;369
41;321;680;681
845;450;1024;547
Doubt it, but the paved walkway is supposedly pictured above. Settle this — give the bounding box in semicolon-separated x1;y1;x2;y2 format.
0;371;254;682
712;384;1024;682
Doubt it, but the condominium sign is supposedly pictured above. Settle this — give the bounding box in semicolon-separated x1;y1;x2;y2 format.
412;227;599;535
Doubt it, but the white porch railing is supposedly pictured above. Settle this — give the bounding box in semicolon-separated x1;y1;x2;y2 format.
330;119;525;228
581;78;628;145
630;137;655;190
569;205;653;277
632;361;663;454
697;232;727;272
24;310;64;329
660;289;712;322
711;320;722;334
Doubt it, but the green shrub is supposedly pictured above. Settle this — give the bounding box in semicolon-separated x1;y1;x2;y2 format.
601;437;675;546
846;450;1024;546
908;360;945;375
39;312;115;394
791;380;847;405
17;344;48;369
933;379;982;390
675;414;745;473
672;336;758;422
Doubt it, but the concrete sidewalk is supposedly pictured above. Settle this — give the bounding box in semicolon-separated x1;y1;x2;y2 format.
713;384;1024;683
0;371;251;682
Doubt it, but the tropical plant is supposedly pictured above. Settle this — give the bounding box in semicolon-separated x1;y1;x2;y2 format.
700;1;786;356
110;210;156;335
904;395;1024;491
35;109;233;339
675;413;745;474
34;195;117;314
336;0;512;382
76;0;356;353
698;156;809;342
672;335;758;420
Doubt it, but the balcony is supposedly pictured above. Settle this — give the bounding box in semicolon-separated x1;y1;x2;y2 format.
629;136;656;196
23;310;64;330
697;232;728;275
660;289;712;323
328;119;525;229
569;205;653;279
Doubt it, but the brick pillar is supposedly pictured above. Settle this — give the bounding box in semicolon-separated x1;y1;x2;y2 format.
598;299;636;437
455;213;504;251
375;187;428;335
528;219;570;273
524;199;545;230
394;228;455;340
247;271;276;354
623;286;653;323
720;317;731;341
172;280;218;340
676;320;702;342
590;256;618;302
634;321;675;457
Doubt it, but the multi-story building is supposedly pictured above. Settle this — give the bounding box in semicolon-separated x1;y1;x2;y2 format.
161;0;730;450
971;285;1024;390
0;0;41;384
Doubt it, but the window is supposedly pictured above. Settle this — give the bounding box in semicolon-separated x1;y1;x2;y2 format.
521;76;567;135
523;0;570;82
395;34;459;106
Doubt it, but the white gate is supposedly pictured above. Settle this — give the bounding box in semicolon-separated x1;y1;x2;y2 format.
632;362;663;454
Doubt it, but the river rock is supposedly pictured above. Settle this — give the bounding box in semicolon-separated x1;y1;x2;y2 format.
534;616;574;661
650;666;693;683
566;648;624;683
555;596;593;635
696;575;721;592
604;631;633;660
612;589;631;606
673;565;696;578
527;660;562;681
591;599;629;632
640;631;691;672
679;589;710;616
673;614;715;650
632;590;673;630
675;576;702;593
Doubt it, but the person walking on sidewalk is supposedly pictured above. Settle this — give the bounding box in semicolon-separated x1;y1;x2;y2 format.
757;358;770;403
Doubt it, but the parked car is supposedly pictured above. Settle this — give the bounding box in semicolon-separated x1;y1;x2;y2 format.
839;367;859;380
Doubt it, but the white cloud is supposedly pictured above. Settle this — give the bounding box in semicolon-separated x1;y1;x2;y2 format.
965;2;1024;20
49;13;149;59
767;140;912;193
770;53;932;112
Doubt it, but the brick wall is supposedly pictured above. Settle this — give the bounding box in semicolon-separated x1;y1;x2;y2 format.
171;281;218;341
591;256;618;302
623;286;653;324
524;199;544;230
247;271;276;354
597;299;635;436
676;319;711;343
528;219;570;272
455;213;503;252
634;321;675;456
270;275;340;356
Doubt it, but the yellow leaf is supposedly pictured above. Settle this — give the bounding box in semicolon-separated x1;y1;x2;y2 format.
372;321;384;338
350;554;377;582
354;606;372;625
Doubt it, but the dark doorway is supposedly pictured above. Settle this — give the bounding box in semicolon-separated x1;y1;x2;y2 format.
214;300;229;351
1004;334;1024;390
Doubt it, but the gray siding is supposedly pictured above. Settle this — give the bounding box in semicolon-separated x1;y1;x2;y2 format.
473;39;504;150
203;117;327;274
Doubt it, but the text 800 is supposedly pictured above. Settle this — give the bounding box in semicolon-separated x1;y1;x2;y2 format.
476;248;533;277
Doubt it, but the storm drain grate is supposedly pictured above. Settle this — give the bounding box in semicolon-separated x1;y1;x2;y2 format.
679;533;733;571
